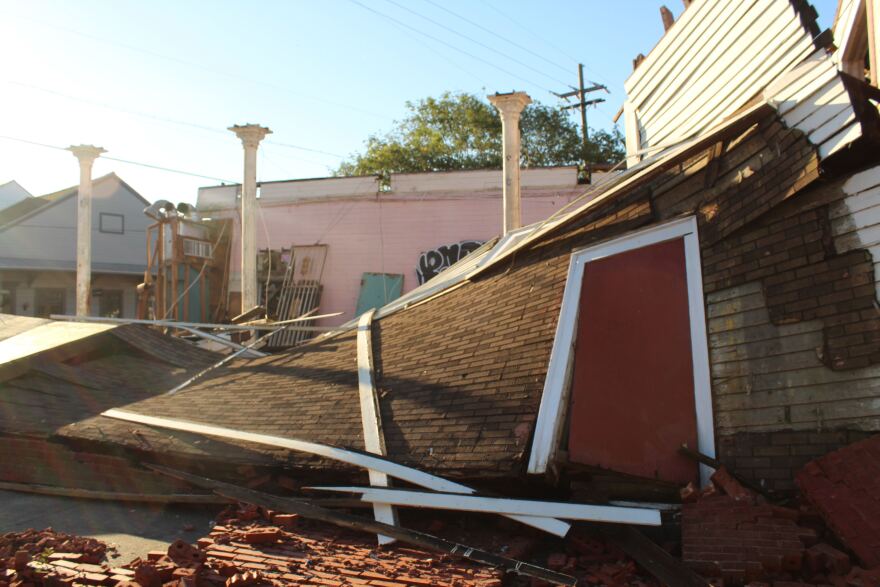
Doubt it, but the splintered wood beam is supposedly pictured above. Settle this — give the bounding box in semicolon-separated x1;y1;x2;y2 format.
660;6;675;31
356;309;398;544
307;486;662;525
595;524;711;587
147;465;577;587
101;409;571;537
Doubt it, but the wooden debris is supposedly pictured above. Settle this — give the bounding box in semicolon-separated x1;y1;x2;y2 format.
307;486;662;525
148;464;578;586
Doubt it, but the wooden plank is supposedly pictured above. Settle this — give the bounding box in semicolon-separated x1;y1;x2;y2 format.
765;50;837;108
51;313;343;331
307;486;662;525
711;349;823;379
706;292;768;319
711;330;822;363
101;409;571;537
635;0;755;121
798;88;853;136
716;377;880;411
355;309;398;545
782;78;850;128
637;0;773;125
643;1;797;135
830;186;880;219
0;481;225;504
708;307;772;334
811;109;858;145
773;59;841;117
176;326;266;358
843;164;880;195
651;19;811;148
714;363;880;397
595;524;711;587
627;0;749;101
148;465;578;587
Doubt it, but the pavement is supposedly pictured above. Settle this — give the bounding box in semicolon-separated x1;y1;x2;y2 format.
0;490;220;562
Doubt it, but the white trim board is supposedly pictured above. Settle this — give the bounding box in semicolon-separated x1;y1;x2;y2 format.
526;216;716;485
101;408;571;537
356;309;398;544
307;486;661;526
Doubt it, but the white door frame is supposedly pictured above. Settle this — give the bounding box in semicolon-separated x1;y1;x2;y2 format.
526;215;716;484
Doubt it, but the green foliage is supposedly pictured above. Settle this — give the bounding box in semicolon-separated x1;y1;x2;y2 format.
337;92;625;177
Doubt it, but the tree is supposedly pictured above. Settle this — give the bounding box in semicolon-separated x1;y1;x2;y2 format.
336;92;625;177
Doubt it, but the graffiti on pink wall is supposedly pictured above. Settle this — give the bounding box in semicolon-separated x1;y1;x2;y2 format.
416;240;485;285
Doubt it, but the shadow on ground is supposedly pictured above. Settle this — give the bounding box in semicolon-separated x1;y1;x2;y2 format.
0;490;220;562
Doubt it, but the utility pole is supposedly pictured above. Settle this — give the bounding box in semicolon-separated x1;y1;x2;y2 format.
556;64;607;183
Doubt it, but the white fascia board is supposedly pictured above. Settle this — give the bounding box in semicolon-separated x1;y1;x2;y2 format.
356;309;398;544
526;216;716;486
308;486;662;526
101;409;571;537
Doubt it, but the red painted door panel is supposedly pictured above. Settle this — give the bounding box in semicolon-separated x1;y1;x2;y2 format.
567;237;699;484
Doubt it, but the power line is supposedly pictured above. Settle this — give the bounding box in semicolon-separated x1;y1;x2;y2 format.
382;19;488;87
5;81;346;161
346;0;555;95
418;0;574;79
0;10;392;122
380;0;571;88
476;0;615;88
0;134;235;183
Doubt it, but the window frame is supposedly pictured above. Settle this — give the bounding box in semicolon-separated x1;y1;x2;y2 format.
99;212;125;235
526;215;716;484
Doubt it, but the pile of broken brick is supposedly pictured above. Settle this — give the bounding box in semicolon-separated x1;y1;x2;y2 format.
681;433;880;586
1;504;658;587
3;435;879;587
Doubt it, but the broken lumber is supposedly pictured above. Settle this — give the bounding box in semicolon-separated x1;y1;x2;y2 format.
148;465;577;586
0;480;225;504
101;408;570;537
596;524;711;587
307;486;661;525
678;444;770;498
355;309;398;544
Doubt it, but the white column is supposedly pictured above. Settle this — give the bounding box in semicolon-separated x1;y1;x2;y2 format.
229;124;271;314
488;92;531;235
68;145;106;317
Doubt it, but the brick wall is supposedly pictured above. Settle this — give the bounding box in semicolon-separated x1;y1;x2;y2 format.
716;429;874;493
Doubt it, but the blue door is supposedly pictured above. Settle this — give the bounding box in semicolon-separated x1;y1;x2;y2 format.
355;273;403;315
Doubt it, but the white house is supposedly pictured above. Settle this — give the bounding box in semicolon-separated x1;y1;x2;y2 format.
0;181;31;210
0;173;151;318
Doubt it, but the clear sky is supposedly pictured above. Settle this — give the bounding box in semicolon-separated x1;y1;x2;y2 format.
0;0;838;205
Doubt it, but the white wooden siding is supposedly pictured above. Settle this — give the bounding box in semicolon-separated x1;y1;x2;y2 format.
831;165;880;299
764;51;863;158
624;0;817;155
709;280;880;434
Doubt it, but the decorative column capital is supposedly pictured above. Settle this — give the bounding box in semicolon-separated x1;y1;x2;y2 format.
229;124;272;149
67;145;106;166
488;91;532;120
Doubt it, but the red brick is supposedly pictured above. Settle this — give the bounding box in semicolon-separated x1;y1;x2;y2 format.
240;528;282;545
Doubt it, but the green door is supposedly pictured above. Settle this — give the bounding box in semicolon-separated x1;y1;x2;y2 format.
355;273;403;315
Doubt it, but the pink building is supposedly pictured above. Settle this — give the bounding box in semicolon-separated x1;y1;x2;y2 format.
196;166;590;326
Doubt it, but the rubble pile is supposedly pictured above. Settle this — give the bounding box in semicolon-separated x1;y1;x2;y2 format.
682;463;880;586
0;528;112;587
542;533;661;587
796;434;880;570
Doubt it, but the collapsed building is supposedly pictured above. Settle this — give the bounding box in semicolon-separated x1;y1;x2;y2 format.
4;0;880;585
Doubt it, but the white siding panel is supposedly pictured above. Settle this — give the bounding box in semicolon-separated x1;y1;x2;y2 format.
709;282;880;434
624;0;817;153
